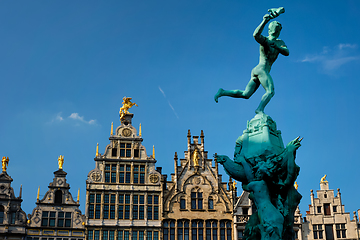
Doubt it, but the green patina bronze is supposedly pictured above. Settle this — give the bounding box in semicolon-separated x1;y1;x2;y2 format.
214;7;302;240
214;7;288;114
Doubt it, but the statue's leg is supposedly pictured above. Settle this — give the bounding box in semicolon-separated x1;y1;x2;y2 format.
255;72;274;114
214;77;259;102
282;187;302;240
247;180;284;240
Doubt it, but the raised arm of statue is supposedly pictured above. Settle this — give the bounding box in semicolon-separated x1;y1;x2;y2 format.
253;15;271;44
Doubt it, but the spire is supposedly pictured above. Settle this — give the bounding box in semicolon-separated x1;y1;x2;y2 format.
37;186;40;201
139;123;142;137
19;184;22;198
77;188;80;203
152;145;155;159
111;122;114;135
96;143;99;157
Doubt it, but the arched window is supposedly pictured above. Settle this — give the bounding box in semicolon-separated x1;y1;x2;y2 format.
178;219;190;240
206;220;217;240
192;220;204;240
55;190;63;204
0;205;4;224
191;189;203;210
220;220;232;240
163;220;175;240
208;197;214;210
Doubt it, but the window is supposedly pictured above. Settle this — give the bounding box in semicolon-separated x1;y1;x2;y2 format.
55;190;62;204
191;190;203;210
206;220;217;240
333;206;337;212
118;230;130;240
237;230;243;240
242;208;248;215
208;197;214;210
313;224;323;239
119;164;132;184
134;149;140;158
112;147;118;157
192;220;204;240
317;206;321;214
119;193;131;219
57;212;71;227
103;230;109;240
109;230;115;240
94;230;100;240
220;221;231;240
336;224;346;238
0;205;4;224
10;212;16;224
180;198;186;210
41;211;71;227
133;194;145;220
147;231;159;240
88;230;93;240
324;204;330;216
177;220;190;240
103;194;116;219
147;195;159;220
164;220;176;240
41;211;55;227
133;165;146;184
132;231;145;240
105;164;117;183
120;143;132;158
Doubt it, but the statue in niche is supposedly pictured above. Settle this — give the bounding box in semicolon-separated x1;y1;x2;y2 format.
214;7;288;114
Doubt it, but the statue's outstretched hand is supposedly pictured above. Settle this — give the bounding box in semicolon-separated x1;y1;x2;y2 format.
268;7;285;19
214;153;227;164
263;14;272;22
286;136;303;153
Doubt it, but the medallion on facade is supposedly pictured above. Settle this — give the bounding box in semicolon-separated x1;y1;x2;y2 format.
122;128;132;137
149;174;159;184
90;171;101;182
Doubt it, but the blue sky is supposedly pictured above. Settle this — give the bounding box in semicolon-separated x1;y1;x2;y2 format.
1;1;360;217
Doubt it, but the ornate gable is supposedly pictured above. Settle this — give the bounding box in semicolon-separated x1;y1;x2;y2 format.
163;130;235;219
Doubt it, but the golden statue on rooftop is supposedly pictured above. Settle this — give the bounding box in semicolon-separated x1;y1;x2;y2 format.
58;155;64;169
119;97;138;120
320;174;328;183
193;148;199;167
2;156;9;172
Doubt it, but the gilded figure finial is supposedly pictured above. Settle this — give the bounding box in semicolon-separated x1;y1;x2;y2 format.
119;97;138;120
139;123;142;137
193;148;199;167
320;174;328;183
294;182;298;190
96;143;99;157
232;180;237;189
111;122;114;135
152;145;155;159
58;155;64;169
77;188;80;203
2;156;9;172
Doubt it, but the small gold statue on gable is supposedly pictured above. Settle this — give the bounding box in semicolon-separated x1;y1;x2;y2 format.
320;174;328;183
119;97;138;120
2;156;9;172
58;155;64;169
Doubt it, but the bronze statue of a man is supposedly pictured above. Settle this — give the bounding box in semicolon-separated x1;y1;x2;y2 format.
214;7;288;114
